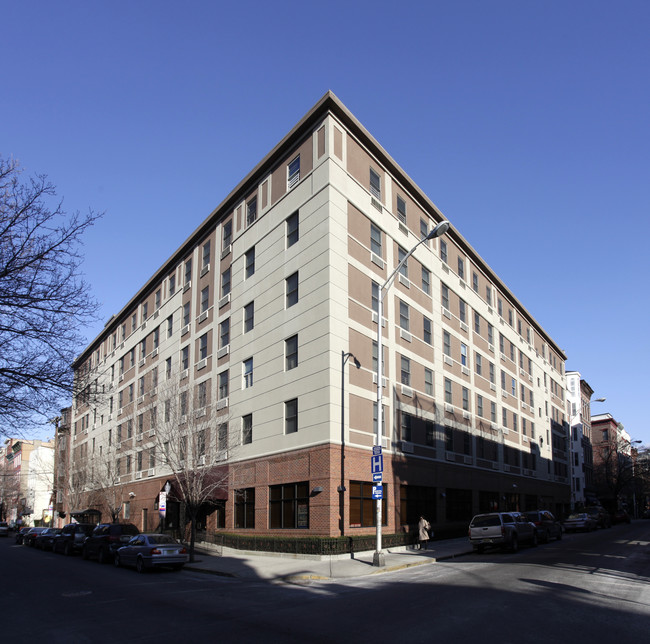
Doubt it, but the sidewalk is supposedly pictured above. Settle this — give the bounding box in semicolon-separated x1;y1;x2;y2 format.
185;537;474;582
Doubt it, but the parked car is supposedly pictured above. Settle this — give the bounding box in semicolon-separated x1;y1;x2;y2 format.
15;526;31;544
23;526;49;547
468;512;538;553
563;512;597;532
0;522;9;537
585;505;612;529
114;534;188;573
82;523;140;564
611;509;631;524
524;510;563;543
52;523;97;556
34;528;61;550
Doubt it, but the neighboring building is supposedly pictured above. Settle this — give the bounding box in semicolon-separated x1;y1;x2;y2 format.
565;372;598;509
69;91;570;540
1;438;54;526
52;407;72;527
591;413;633;512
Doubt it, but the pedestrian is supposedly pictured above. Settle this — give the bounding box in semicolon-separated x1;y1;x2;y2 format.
418;516;431;550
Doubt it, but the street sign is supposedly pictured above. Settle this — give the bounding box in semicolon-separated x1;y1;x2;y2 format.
371;454;383;475
372;472;383;482
372;445;382;456
159;491;167;517
372;485;383;500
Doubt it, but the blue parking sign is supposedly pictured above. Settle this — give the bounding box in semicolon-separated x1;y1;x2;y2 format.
372;485;383;500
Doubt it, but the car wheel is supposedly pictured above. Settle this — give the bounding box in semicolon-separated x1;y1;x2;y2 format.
98;547;109;564
114;553;121;568
510;536;518;553
136;557;146;574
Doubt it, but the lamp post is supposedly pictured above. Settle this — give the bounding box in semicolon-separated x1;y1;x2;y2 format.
373;220;450;567
340;351;360;536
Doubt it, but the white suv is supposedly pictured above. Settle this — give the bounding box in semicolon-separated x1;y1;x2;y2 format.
468;512;538;553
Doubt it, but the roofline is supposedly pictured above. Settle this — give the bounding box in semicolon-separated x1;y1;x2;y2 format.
74;90;566;366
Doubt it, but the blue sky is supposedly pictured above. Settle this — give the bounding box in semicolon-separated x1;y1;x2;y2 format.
3;1;648;443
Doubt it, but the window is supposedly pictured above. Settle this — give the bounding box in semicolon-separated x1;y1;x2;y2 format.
425;422;435;447
511;377;516;397
459;299;467;324
489;362;495;384
286;211;299;247
288;155;300;188
371;281;379;314
246;196;257;226
503;408;508;428
350;481;386;528
475;353;482;376
443;331;451;357
221;268;231;297
285;335;298;370
128;383;134;402
486;285;492;306
498;298;503;317
286;272;298;307
487;323;494;346
183;302;190;326
167;314;173;338
425;368;433;396
218;371;229;399
441;284;449;310
181;346;189;370
220;318;230;348
184;259;192;286
491;401;497;423
245;247;255;278
457;257;465;280
501;370;506;390
202;240;210;270
270;482;309;529
423;317;432;344
143;302;148;320
242;414;252;444
398;246;408;278
399;300;409;331
401;412;412;441
155;290;161;310
474;311;480;334
370;223;382;257
138;376;145;397
472;272;479;293
165;357;172;380
243;358;253;388
285;398;298;434
477;395;484;418
169;273;176;296
234;488;255;529
440;240;448;264
401;356;410;386
244;302;254;332
420;218;428;241
462;387;469;411
217;423;228;452
200;286;209;313
396;195;406;222
373;402;387;436
180;391;188;417
369;168;381;199
422;267;430;295
460;342;467;367
444;378;452;404
222;220;232;249
199;333;208;360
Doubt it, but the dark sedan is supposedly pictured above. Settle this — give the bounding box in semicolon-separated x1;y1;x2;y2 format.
114;534;188;573
23;527;49;547
34;528;61;550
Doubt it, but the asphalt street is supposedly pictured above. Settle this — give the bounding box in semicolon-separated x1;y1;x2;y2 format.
3;521;649;643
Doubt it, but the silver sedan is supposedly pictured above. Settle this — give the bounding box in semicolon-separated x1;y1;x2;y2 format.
114;534;188;573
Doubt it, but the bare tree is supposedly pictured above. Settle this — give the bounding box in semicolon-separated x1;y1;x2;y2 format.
593;434;637;510
0;156;101;435
89;445;128;523
154;373;236;561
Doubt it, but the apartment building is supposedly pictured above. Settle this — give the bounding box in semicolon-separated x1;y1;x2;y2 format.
70;91;570;538
565;372;598;509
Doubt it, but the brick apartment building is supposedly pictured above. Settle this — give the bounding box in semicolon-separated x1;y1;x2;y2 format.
68;91;570;540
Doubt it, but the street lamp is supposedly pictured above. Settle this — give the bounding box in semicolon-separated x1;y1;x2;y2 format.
373;220;450;567
340;351;360;536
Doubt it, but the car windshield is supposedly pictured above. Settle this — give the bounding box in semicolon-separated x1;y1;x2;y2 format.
147;535;177;545
471;515;501;528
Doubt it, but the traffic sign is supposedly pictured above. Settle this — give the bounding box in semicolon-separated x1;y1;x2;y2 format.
372;485;383;500
371;454;383;475
372;445;382;456
372;472;383;482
